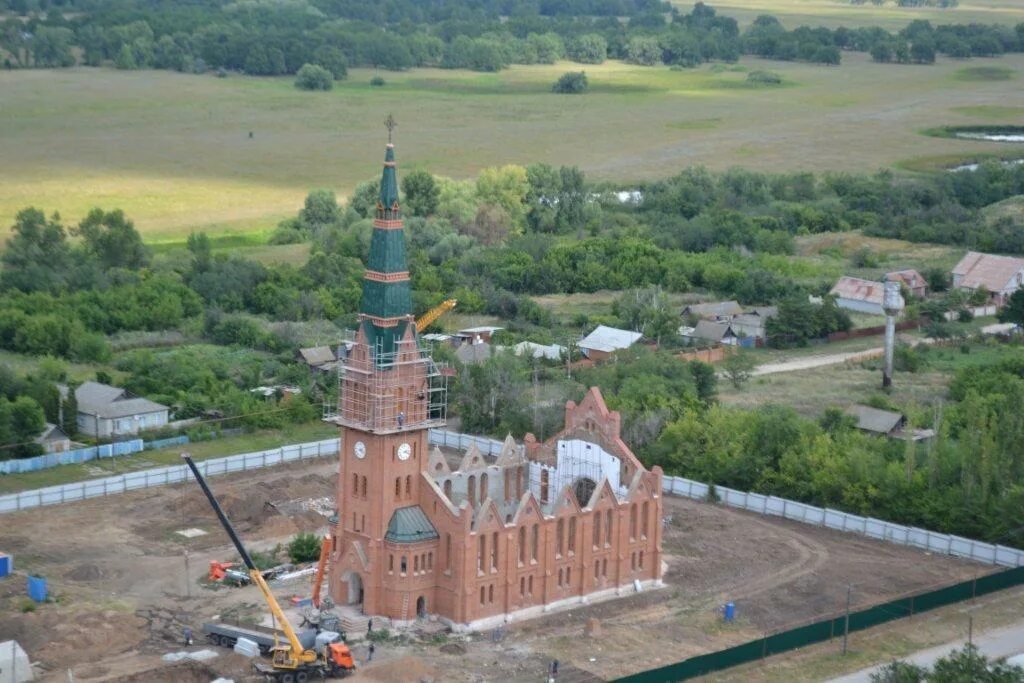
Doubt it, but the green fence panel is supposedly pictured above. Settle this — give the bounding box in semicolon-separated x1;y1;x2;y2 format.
764;620;833;656
976;566;1024;596
848;597;912;632
616;639;766;682
616;567;1024;683
913;580;974;612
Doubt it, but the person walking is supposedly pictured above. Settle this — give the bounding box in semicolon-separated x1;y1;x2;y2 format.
368;642;376;662
367;617;373;635
183;627;193;646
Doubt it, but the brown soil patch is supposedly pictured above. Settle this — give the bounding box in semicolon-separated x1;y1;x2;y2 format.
0;456;996;682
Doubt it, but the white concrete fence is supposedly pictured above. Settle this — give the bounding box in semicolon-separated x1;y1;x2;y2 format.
664;475;1024;568
2;428;1022;569
0;438;339;514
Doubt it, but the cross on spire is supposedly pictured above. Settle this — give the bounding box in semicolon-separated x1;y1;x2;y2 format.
384;113;396;143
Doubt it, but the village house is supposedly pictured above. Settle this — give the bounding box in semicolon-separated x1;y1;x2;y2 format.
578;325;643;361
729;306;777;341
63;381;170;438
886;269;928;299
829;276;886;315
681;320;740;346
681;300;744;322
951;251;1024;306
297;346;339;373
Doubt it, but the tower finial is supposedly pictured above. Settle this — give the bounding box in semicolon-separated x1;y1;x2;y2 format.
384;113;396;143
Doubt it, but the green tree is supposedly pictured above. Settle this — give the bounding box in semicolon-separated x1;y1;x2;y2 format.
566;34;607;64
688;360;717;404
115;43;137;70
998;289;1024;327
312;45;347;79
76;208;150;270
1;208;73;293
626;36;662;65
294;63;333;90
401;170;439;217
721;351;756;389
298;189;342;229
552;71;588;94
287;532;322;563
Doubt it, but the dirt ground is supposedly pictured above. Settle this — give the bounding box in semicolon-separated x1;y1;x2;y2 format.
0;457;993;682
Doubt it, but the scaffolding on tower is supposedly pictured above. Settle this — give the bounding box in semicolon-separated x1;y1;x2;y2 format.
323;332;448;434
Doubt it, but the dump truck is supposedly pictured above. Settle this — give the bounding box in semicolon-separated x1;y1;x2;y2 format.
182;454;356;681
202;621;318;655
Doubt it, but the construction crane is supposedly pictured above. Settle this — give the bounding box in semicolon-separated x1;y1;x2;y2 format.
182;455;355;681
311;535;330;609
415;298;457;332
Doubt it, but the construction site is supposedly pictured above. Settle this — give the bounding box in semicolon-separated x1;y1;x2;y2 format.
0;446;994;683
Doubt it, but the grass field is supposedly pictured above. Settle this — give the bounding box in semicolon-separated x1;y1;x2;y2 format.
676;0;1024;30
2;50;1023;240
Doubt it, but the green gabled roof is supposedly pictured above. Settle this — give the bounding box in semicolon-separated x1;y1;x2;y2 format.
379;144;399;209
385;505;439;544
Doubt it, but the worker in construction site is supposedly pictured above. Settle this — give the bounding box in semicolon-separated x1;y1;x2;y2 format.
367;642;376;662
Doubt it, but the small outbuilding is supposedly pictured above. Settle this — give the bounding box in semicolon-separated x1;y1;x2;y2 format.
844;405;934;441
829;276;886;316
886;269;928;299
33;423;71;454
578;325;643;361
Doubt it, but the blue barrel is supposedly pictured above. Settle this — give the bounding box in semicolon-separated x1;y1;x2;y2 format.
27;575;47;602
0;553;11;578
723;602;736;622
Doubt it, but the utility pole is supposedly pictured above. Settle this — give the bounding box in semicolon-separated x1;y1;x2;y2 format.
968;614;973;647
184;549;191;599
842;584;852;655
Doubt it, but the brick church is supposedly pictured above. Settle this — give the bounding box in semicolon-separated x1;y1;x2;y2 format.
326;140;664;629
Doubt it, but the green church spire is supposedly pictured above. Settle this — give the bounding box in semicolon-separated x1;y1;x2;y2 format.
360;136;412;325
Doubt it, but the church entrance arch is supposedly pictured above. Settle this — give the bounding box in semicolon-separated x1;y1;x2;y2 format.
342;571;364;607
416;595;426;618
572;477;597;507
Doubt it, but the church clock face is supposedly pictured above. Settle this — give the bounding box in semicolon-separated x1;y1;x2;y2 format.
353;441;366;459
397;442;412;461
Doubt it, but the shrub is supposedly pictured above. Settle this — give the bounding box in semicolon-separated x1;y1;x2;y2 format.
746;70;782;85
957;308;974;322
370;75;386;86
552;71;588;94
294;63;333;91
287;532;322;563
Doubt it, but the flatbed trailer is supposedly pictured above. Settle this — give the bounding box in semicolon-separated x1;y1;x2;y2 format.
202;621;317;654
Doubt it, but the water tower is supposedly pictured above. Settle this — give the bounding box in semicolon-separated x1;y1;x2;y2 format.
882;279;905;388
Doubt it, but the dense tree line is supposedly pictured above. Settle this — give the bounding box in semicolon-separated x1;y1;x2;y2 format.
647;345;1024;548
3;1;1020;74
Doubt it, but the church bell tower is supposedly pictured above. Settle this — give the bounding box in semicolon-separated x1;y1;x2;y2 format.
328;127;447;615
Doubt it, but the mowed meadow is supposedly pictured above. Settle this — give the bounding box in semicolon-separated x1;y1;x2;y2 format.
678;0;1024;30
1;50;1023;240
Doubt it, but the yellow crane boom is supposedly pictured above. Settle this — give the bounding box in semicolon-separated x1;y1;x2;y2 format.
415;298;457;332
181;455;315;668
